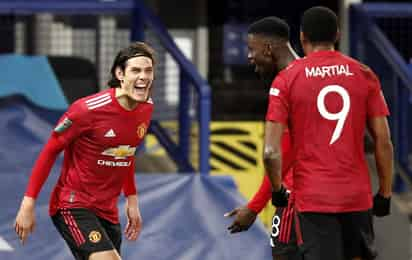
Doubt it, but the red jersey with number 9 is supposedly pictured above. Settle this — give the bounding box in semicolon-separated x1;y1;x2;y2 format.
266;50;389;213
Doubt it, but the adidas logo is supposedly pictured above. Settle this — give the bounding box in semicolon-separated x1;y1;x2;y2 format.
104;129;116;138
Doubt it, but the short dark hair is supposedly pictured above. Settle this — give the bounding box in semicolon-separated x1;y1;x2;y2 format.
248;16;289;40
107;41;155;88
301;6;338;44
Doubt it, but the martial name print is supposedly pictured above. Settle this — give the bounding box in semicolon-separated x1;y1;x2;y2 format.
305;64;354;78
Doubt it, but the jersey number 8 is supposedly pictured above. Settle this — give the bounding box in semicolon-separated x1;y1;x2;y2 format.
316;85;350;145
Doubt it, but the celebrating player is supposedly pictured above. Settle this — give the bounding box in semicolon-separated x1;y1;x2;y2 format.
225;16;301;260
14;42;155;260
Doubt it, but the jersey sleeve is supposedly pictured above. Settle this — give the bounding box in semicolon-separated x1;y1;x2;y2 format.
247;175;272;213
53;100;91;147
266;74;290;124
24;133;64;198
123;158;137;196
24;101;90;199
366;70;390;118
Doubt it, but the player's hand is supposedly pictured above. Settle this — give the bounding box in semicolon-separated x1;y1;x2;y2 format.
14;196;36;245
124;205;142;241
373;193;391;217
224;206;257;234
272;185;289;207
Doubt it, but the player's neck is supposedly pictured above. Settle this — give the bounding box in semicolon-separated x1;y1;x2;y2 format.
115;88;139;111
278;44;299;70
308;44;335;54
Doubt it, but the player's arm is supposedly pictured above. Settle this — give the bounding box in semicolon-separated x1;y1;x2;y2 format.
225;129;292;233
263;121;286;193
15;103;89;244
263;74;290;207
365;69;393;216
123;158;137;196
368;116;393;197
225;175;270;233
15;133;65;244
367;116;394;217
250;129;292;211
122;158;142;241
247;174;272;212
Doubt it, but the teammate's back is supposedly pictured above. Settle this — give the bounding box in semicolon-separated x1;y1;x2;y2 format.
278;50;389;212
264;6;393;260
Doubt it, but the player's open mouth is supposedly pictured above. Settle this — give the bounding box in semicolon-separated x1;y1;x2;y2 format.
134;85;147;93
132;85;149;100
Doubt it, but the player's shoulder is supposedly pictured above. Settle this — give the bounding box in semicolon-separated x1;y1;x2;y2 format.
335;53;373;72
275;58;303;82
283;57;306;74
340;54;378;81
357;62;378;81
68;89;113;116
79;88;114;111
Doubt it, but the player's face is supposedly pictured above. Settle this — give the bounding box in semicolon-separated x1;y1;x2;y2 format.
247;34;274;80
120;56;154;102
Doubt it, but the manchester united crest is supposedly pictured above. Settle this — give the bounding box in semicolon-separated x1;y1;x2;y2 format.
88;230;102;243
137;123;147;138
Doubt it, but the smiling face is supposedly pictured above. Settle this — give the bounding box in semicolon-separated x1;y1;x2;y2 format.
247;34;276;81
116;56;154;103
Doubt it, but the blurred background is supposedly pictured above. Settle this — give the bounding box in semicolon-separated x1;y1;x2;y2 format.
0;0;411;259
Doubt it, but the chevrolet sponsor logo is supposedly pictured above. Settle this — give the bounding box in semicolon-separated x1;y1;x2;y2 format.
101;145;136;159
97;160;131;167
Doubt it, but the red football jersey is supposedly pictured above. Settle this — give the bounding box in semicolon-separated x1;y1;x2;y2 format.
27;88;153;223
266;50;389;213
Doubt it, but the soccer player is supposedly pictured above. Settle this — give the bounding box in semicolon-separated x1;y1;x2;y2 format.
14;41;155;260
263;7;393;260
224;17;302;260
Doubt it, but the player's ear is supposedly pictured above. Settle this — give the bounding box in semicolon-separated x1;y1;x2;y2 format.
299;31;305;45
299;31;310;56
335;29;341;43
115;66;125;81
264;42;272;56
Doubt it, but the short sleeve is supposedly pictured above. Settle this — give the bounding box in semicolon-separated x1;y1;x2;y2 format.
266;74;290;124
366;71;390;118
53;100;91;147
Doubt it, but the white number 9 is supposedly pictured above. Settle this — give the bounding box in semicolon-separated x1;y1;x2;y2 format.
317;85;350;145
